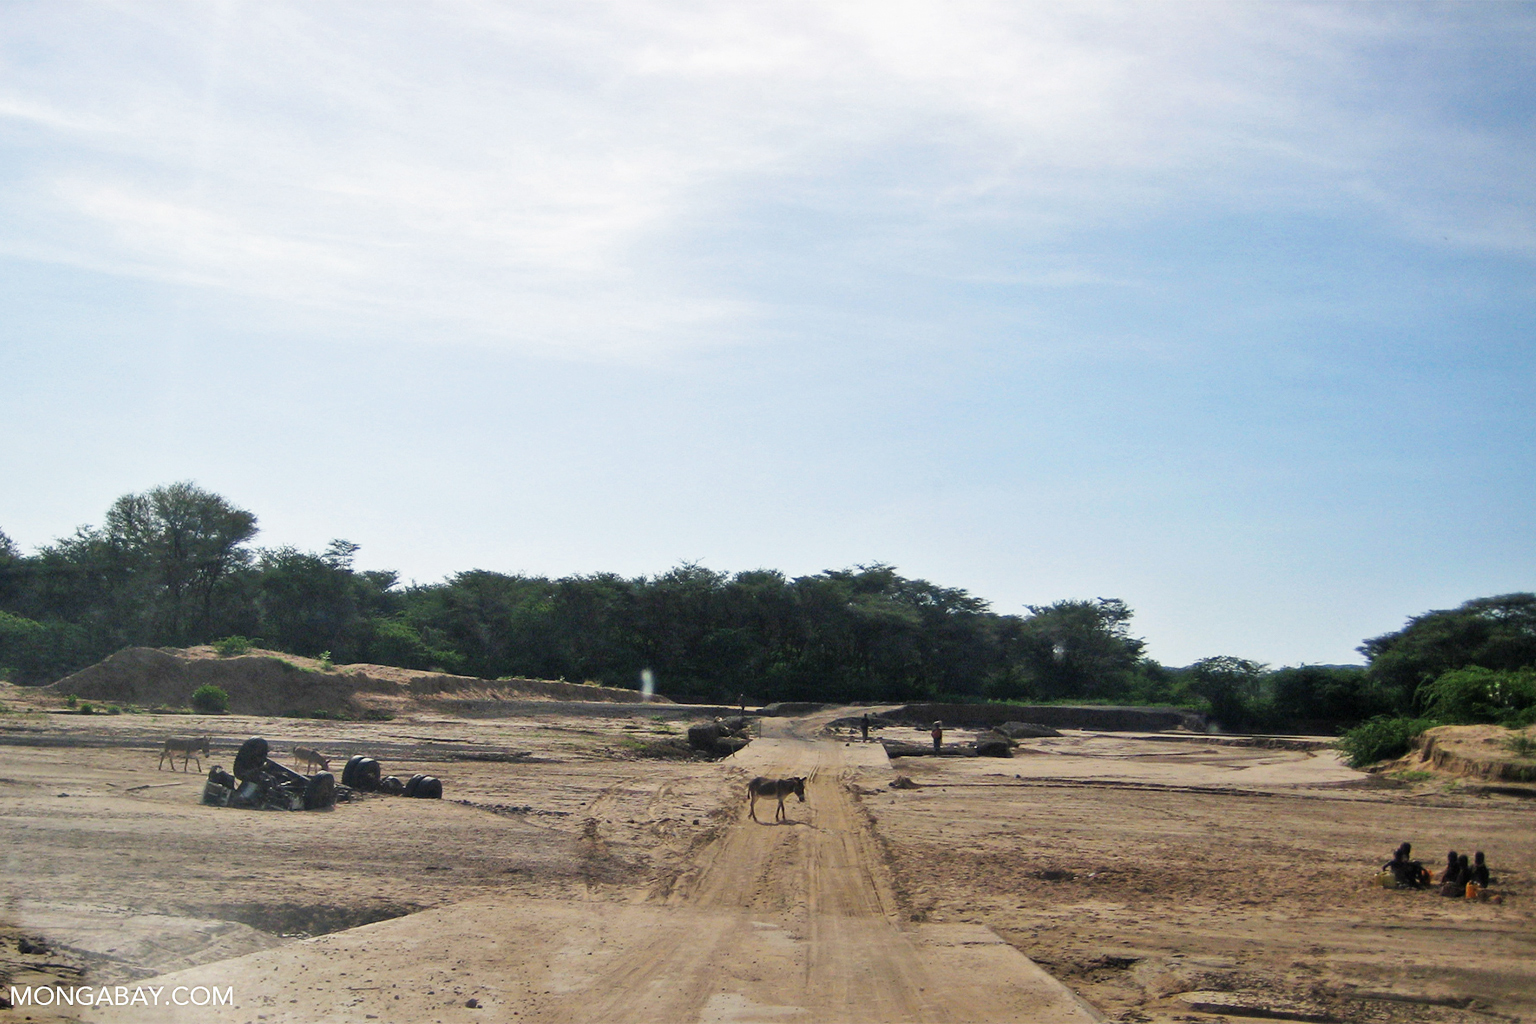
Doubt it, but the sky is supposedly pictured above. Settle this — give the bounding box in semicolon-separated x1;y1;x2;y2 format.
2;1;1533;667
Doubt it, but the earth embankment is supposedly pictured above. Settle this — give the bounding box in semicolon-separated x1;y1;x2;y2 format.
1383;723;1536;784
39;645;660;717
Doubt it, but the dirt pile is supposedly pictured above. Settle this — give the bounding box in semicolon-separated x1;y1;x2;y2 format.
1387;723;1536;783
42;646;660;717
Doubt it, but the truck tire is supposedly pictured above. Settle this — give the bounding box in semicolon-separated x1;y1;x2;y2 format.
404;773;426;797
414;776;442;799
233;738;269;781
303;771;336;810
341;755;366;788
354;757;381;792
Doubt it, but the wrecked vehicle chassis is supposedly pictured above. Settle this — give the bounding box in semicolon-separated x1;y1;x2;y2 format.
202;736;340;811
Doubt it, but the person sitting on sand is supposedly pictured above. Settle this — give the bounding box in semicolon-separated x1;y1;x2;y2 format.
1383;843;1428;888
1439;854;1474;897
1442;850;1460;886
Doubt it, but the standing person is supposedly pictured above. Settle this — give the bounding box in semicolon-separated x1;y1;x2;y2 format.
931;720;943;753
861;714;870;742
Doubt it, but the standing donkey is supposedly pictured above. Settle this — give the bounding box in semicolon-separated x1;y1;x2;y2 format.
159;736;211;773
747;776;806;822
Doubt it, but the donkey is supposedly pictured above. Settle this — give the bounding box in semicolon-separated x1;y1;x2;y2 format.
293;746;330;774
748;776;806;823
159;736;211;773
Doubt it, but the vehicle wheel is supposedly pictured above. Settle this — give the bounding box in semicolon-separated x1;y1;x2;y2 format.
404;773;426;797
233;738;269;781
342;755;366;788
303;771;336;810
415;776;442;799
380;775;405;795
355;757;382;792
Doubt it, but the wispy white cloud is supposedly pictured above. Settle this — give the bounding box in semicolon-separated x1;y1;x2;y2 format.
0;1;1531;358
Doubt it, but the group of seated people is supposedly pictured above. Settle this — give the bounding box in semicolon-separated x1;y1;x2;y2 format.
1382;841;1494;895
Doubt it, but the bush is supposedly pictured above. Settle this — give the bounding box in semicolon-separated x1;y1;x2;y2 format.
190;684;230;714
1338;716;1438;769
213;636;254;657
1417;666;1536;725
0;611;90;685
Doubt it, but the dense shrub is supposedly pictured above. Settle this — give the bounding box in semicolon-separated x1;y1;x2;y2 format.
1417;666;1536;725
1337;716;1438;769
213;635;254;656
190;684;230;714
0;611;90;685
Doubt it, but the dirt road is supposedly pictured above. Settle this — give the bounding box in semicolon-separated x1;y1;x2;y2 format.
74;714;1096;1024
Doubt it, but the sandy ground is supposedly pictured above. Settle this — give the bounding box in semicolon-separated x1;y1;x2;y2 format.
1;703;1533;1023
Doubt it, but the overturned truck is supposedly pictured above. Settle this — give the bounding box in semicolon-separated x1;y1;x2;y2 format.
203;737;338;811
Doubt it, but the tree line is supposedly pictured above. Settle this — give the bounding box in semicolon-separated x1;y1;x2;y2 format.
2;483;1532;738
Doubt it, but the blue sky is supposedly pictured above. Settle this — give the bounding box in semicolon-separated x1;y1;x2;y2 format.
2;2;1532;666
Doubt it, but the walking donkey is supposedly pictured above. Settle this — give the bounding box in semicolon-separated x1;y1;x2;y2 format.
747;776;806;823
159;736;211;772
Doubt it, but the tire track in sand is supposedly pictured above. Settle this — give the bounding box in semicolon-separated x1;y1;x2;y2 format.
556;715;1100;1023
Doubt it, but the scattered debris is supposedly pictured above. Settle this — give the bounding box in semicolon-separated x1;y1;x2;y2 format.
889;775;920;789
201;736;338;811
974;730;1015;758
687;717;753;757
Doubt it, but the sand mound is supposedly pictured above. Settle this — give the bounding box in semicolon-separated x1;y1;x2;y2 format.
1386;723;1536;783
43;646;661;717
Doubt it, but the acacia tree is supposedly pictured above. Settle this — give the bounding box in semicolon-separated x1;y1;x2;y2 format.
1187;655;1268;729
1015;598;1146;700
104;482;258;642
1361;593;1536;713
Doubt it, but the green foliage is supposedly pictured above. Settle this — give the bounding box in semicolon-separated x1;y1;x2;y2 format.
102;482;259;644
1186;656;1268;730
1361;593;1536;711
366;617;456;672
1267;665;1385;725
993;598;1147;702
190;684;230;714
65;694;77;708
77;701;94;714
213;635;254;656
0;610;90;685
8;486;1536;726
1416;666;1536;725
1338;716;1438;769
